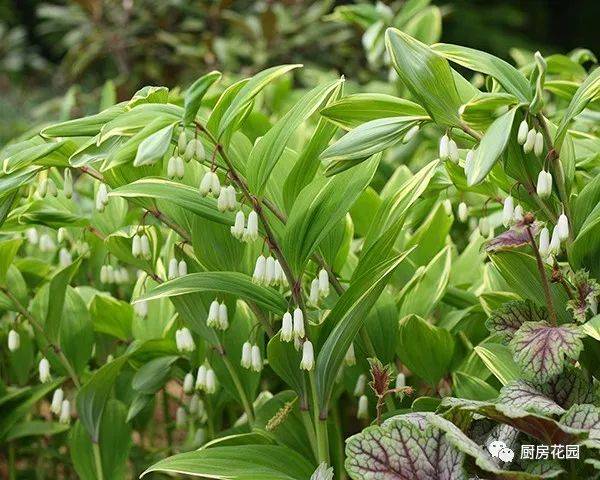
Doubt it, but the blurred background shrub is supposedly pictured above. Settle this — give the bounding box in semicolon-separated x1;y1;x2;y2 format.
1;0;598;143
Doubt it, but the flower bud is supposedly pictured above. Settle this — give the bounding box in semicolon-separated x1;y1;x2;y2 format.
357;395;369;419
241;341;252;369
344;343;356;366
281;312;293;342
458;202;468;223
167;156;177;179
183;373;194;394
207;300;220;328
8;329;20;351
253;255;266;283
557;214;569;241
439;134;449;160
168;257;179;280
517;120;529;145
479;217;490;237
318;269;329;297
178;260;187;277
300;340;314;371
293;308;304;339
513;205;524;222
251;345;262;372
502;196;514;227
63;169;73;199
39;358;51;383
59;248;72;267
205;368;217;394
523;128;536;154
309;278;319;305
178;131;187;154
183;139;196;162
448;139;459;164
51;388;64;415
59;399;71;424
196;365;207;390
231;211;245;238
354;374;366;397
538;227;550;256
402;125;419;144
195;139;204;161
536;170;551;198
176;406;187;428
549;226;561;255
534;132;544;157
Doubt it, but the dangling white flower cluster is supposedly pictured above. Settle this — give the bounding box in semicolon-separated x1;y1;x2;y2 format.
518;120;544;157
37;177;58;198
39;358;51;383
168;258;187;279
96;183;109;212
241;342;263;372
134;300;148;318
199;171;221;196
439;134;459;163
132;233;151;259
217;185;238;212
179;132;204;163
344;343;356;366
539;213;569;261
175;327;195;352
300;340;314;371
100;265;130;285
231;210;260;242
536;170;553;199
252;254;285;286
195;365;217;394
309;269;330;305
8;329;20;352
39;233;56;252
207;299;228;330
63;169;73;199
166;155;185;179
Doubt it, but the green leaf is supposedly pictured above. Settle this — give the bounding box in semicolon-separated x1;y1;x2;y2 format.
397;314;455;385
142;445;315;479
2;140;76;174
137;272;287;315
132;356;179;394
60;287;94;376
45;259;82;342
320;117;420;172
132;123;176;167
316;247;412;412
459;92;519;130
90;295;132;340
247;79;342;194
183;71;221;125
452;371;498;401
76;356;128;442
320;93;428;130
431;43;532;102
218;65;302;137
267;334;306;401
6;420;69;441
466;107;517;186
41;104;126;138
386;28;462;126
109;178;234;226
474;343;521;385
0;237;22;285
555;67;600;151
283;156;378;274
70;400;132;480
510;321;584;383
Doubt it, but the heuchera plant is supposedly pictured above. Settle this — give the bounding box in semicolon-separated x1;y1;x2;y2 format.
0;15;599;480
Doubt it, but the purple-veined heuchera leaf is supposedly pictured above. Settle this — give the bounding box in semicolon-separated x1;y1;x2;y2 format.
509;321;584;383
566;270;600;322
542;366;596;409
486;300;548;343
497;380;565;416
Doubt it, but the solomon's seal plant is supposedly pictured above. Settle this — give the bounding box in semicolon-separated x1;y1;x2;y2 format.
0;19;599;480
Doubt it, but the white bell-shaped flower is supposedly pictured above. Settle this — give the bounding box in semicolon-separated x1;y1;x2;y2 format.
357;395;369;419
178;260;187;277
196;365;207;390
8;329;20;352
167;156;177;179
517;120;529;144
354;374;367;397
218;302;228;330
448;139;459;164
205;368;217;394
51;388;64;415
58;248;72;267
134;300;148;318
281;312;293;342
538;227;550;257
176;327;195;352
26;227;39;245
439;134;449;160
231;210;245;239
132;234;142;258
395;372;406;389
207;300;220;329
176;406;187;428
96;183;109;211
513;205;524;222
39;358;51;383
183;139;196;162
241;342;252;369
502;196;514;227
274;260;286;286
465;149;475;169
557;214;569;241
479;217;490;237
244;211;259;242
300;340;314;371
217;187;229;212
309;278;320;305
318;269;329;297
536;170;552;198
183;373;194;394
168;257;179;280
534;132;544;157
226;185;237;210
458;202;468;223
189;393;200;415
344;343;356;366
549;226;561;255
178;131;187;153
175;156;185;179
59;399;71;424
252;255;267;283
293;308;304;339
251;345;262;372
265;256;276;285
523;128;536;154
140;234;151;260
199;172;212;196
